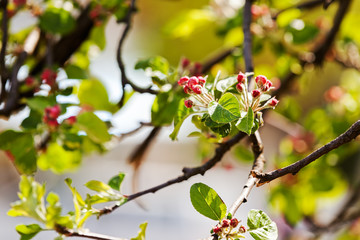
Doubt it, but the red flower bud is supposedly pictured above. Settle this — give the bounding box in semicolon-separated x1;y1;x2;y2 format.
187;76;199;87
184;99;193;108
239;225;247;233
41;69;57;86
222;219;230;228
252;89;261;98
14;0;26;7
183;85;192;94
65;116;77;125
178;76;189;86
45;105;61;119
255;75;267;86
213;226;222;234
47;119;59;127
236;83;243;92
194;62;202;71
230;218;239;228
25;77;35;87
269;98;279;107
181;58;190;69
192;85;202;94
237;72;246;83
198;76;206;86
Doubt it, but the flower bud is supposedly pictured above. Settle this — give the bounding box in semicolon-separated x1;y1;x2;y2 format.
181;58;190;69
237;72;246;83
183;85;192;94
192;85;202;94
41;68;57;87
252;89;261;98
239;225;247;233
255;75;267;89
213;226;222;234
178;76;189;86
269;98;279;107
236;83;243;92
187;76;199;87
198;76;206;86
222;219;230;228
230;218;239;228
184;99;193;108
25;77;35;87
64;116;77;125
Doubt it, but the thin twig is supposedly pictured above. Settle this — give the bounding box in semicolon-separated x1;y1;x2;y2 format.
243;0;253;74
0;0;9;103
117;0;157;107
201;48;237;73
98;131;247;216
252;120;360;185
55;224;127;240
273;0;324;19
228;131;266;216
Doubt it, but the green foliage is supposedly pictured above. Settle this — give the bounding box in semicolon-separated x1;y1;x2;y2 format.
39;8;76;35
76;112;111;143
208;93;241;123
236;107;255;135
131;222;148;240
170;99;193;140
190;183;227;221
108;172;125;191
151;91;182;126
15;224;42;240
247;209;278;240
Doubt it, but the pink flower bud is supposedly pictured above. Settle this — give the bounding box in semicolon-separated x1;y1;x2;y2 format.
178;76;189;86
45;105;61;119
181;58;190;69
237;72;246;83
194;62;202;71
47;119;59;127
222;219;230;228
252;89;261;98
261;80;273;91
230;218;239;228
213;226;222;234
184;99;193;108
269;98;279;107
192;85;202;94
236;83;243;92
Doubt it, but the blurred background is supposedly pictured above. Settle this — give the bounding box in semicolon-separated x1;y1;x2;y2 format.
1;0;360;239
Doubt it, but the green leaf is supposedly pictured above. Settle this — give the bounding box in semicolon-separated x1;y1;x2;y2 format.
108;173;125;191
131;222;148;240
8;176;46;223
216;76;237;92
77;80;117;113
190;183;227;221
65;64;88;79
90;25;106;50
21;109;42;129
151;92;182;126
39;8;76;35
208;93;240;123
16;224;42;240
170;99;193;140
76;112;111;143
0;130;37;174
85;180;112;193
247;209;278;240
26;96;57;113
37;143;81;174
211;123;231;138
236;107;254;135
45;192;62;228
135;56;169;75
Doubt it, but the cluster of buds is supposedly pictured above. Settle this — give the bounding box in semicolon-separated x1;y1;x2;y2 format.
178;75;214;109
89;4;106;26
235;72;279;113
211;218;246;239
43;105;61;128
179;57;202;76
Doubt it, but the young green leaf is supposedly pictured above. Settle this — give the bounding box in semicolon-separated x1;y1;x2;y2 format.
216;76;237;92
16;224;42;240
170;99;193;140
76;112;111;144
64;64;88;79
208;93;240;123
39;8;75;35
247;209;278;240
151;92;182;126
108;173;125;191
85;180;112;193
130;222;148;240
236;107;254;135
190;183;227;221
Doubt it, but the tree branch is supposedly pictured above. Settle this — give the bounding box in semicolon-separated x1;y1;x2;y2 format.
228;131;266;216
55;224;127;240
98;131;247;216
273;0;324;19
117;0;158;108
252;120;360;186
243;0;253;74
0;0;9;81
